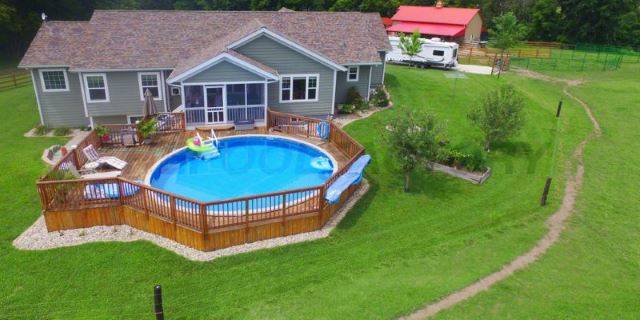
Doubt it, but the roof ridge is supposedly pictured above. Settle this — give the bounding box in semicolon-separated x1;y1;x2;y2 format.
91;9;377;14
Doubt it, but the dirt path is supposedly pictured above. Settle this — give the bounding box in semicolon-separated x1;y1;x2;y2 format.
401;72;601;319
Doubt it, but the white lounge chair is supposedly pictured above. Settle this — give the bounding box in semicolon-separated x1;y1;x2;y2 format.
82;145;127;170
60;161;122;179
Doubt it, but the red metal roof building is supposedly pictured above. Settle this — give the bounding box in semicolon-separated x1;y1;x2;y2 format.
387;3;483;43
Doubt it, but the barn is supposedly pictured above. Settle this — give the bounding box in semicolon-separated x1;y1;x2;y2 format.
387;1;483;44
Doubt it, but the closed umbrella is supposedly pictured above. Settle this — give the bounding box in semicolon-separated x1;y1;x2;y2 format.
143;89;158;119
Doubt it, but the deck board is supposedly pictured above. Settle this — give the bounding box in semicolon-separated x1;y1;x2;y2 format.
98;129;350;181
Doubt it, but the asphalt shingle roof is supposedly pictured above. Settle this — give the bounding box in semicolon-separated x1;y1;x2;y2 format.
20;10;391;71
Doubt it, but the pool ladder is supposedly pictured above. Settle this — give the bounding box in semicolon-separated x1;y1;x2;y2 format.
209;129;219;147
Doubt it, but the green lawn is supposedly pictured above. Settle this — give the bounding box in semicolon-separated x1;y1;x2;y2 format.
0;65;593;319
435;64;640;319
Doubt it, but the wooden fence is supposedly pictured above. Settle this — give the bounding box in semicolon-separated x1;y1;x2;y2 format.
100;112;186;145
37;110;365;252
0;71;30;91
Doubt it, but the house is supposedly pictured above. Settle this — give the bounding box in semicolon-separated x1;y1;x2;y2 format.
19;10;390;129
387;2;482;43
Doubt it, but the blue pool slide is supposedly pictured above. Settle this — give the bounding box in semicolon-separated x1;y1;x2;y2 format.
325;155;371;204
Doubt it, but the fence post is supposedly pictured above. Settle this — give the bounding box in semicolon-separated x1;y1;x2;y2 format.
556;100;563;117
12;73;17;87
540;178;552;206
468;47;473;63
153;285;164;320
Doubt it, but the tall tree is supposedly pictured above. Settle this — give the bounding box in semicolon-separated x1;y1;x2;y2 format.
529;0;564;42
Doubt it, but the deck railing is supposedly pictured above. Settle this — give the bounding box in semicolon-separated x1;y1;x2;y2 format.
36;109;365;251
101;112;186;145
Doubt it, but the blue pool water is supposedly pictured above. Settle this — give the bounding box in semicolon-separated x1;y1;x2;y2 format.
149;136;334;203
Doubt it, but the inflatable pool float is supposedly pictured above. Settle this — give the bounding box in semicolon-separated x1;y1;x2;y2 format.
186;137;219;157
311;156;333;171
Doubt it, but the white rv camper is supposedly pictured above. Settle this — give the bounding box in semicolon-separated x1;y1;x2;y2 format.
387;36;459;69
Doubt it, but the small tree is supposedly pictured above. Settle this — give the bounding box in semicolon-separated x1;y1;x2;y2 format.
398;30;423;66
489;12;527;75
468;85;525;151
385;110;444;192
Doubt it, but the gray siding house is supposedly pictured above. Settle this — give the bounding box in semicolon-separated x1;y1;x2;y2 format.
19;10;390;128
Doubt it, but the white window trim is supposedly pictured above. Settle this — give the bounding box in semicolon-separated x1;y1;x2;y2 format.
83;73;110;103
138;72;163;101
347;66;359;82
279;74;319;103
39;69;69;92
127;115;144;124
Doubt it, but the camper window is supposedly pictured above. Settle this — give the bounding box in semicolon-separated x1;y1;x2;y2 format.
433;50;445;57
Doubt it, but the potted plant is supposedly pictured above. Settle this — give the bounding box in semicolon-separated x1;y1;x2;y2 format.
95;125;110;142
136;118;158;144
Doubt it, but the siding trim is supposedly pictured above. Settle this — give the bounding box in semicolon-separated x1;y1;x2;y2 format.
367;66;372;100
331;69;337;115
30;70;45;125
229;29;347;72
78;72;89;117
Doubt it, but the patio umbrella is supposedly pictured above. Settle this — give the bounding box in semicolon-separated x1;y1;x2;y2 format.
143;89;158;119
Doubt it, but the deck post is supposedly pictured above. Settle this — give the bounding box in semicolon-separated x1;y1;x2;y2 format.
199;203;207;248
244;199;250;243
117;178;125;205
169;195;177;240
281;194;287;235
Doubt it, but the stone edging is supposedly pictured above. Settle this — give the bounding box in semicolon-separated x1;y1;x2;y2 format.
429;163;492;184
13;180;369;261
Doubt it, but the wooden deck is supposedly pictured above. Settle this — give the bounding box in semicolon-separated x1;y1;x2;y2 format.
98;128;351;181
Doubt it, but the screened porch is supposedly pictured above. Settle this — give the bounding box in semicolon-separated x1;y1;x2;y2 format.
182;82;267;127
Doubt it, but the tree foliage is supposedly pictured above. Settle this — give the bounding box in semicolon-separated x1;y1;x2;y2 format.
468;85;526;151
398;31;423;65
489;12;527;52
385;110;444;192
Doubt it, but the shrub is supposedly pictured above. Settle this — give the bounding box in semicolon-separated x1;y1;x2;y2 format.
34;125;49;136
436;144;488;172
338;104;356;114
385;110;444;192
95;125;108;138
369;86;389;108
345;87;366;110
468;84;525;150
53;127;71;136
136;118;158;140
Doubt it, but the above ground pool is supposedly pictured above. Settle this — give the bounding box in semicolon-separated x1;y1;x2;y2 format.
148;135;336;204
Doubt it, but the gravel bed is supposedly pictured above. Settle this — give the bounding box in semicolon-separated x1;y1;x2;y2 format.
13;180;369;261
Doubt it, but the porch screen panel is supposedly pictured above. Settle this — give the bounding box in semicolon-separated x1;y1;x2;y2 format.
226;84;246;106
247;83;264;105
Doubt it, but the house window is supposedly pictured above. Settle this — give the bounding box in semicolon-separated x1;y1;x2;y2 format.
280;75;319;102
128;115;143;124
83;73;109;103
138;72;161;100
40;69;68;92
433;50;445;57
347;66;359;81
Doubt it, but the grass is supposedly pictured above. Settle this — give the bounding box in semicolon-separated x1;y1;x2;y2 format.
435;63;640;319
0;65;592;319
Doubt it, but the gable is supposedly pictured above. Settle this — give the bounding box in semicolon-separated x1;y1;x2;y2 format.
234;35;335;74
183;60;265;83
